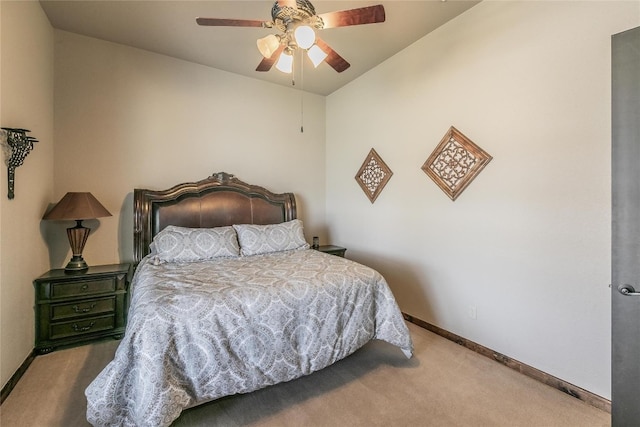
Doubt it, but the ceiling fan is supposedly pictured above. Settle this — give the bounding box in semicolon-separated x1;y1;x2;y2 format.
196;0;385;74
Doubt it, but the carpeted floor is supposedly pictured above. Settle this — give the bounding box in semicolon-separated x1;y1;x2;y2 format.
1;322;609;426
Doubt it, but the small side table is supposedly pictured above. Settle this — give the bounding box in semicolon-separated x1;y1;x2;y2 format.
316;245;347;258
33;263;131;354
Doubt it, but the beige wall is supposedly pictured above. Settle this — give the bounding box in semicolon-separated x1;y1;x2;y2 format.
1;1;55;388
52;31;327;268
326;1;639;400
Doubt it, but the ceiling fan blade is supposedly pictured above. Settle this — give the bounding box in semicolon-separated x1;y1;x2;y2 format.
315;38;350;73
256;45;285;72
196;17;265;27
318;5;385;29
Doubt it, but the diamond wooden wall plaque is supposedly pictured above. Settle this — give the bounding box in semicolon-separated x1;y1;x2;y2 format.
355;148;393;203
422;126;492;201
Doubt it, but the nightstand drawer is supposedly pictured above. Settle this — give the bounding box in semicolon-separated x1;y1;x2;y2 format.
51;278;116;299
51;297;115;321
50;315;115;340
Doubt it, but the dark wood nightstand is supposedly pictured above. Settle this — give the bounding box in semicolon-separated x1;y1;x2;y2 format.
316;245;347;257
33;263;131;354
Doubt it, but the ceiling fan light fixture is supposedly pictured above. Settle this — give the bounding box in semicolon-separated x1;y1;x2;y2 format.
294;25;316;49
197;2;386;74
275;50;293;73
307;44;328;67
257;34;281;58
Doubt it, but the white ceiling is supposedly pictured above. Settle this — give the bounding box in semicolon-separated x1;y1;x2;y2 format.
39;0;479;96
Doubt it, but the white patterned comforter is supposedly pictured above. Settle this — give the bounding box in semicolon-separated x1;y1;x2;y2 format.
85;249;413;426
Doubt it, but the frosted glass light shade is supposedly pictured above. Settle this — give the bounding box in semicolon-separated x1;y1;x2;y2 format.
307;44;328;67
294;25;315;49
257;34;280;58
275;51;293;73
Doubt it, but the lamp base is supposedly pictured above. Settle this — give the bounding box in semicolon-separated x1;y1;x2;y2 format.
65;255;88;272
65;220;90;272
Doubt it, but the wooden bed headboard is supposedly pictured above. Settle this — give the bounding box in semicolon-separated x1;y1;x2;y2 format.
133;172;297;263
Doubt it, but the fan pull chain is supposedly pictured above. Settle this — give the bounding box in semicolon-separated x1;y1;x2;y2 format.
300;49;304;133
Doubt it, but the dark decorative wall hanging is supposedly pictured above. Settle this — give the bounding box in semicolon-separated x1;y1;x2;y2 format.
355;148;393;203
1;128;39;199
422;126;492;201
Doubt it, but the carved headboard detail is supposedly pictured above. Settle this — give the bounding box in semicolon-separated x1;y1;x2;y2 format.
133;172;297;263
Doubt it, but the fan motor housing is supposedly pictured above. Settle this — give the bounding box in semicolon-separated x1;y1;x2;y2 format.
270;0;323;32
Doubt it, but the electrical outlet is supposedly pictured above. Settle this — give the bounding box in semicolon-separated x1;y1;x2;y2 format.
468;305;477;320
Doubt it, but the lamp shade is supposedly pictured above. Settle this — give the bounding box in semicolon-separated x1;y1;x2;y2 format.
307;44;328;67
257;34;280;58
294;25;315;49
43;192;112;220
275;51;294;73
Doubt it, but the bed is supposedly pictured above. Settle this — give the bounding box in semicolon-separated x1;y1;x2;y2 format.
85;172;413;427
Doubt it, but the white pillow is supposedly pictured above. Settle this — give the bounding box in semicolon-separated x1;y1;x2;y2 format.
233;219;309;256
151;225;240;263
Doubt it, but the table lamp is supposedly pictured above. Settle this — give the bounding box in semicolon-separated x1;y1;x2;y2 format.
43;192;112;271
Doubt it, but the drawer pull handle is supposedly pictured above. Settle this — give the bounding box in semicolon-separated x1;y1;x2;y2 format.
81;284;89;291
72;303;96;314
72;321;95;332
